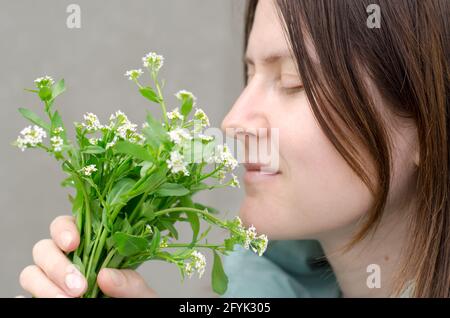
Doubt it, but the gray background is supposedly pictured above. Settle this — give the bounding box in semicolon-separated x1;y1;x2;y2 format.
0;0;246;297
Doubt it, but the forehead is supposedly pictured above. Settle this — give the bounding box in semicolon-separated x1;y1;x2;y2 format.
245;0;291;64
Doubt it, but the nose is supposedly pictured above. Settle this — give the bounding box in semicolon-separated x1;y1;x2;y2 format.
221;80;270;141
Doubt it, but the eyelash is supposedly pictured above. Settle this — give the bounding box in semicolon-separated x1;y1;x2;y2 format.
281;86;304;95
245;74;304;94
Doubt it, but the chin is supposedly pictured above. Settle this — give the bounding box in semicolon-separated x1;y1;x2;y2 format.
238;197;287;241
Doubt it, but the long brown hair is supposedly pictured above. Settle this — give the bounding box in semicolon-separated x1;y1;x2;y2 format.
244;0;449;297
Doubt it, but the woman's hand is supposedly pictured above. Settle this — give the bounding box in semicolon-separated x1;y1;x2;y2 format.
19;215;158;298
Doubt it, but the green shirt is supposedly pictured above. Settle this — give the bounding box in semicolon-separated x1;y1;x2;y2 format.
221;240;342;298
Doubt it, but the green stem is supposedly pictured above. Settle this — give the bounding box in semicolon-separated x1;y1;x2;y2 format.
166;243;221;249
189;164;224;186
154;207;225;227
88;248;117;298
151;71;168;126
78;180;92;265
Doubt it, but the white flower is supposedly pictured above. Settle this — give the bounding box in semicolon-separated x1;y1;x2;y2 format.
50;136;64;152
117;121;138;140
142;52;164;72
145;224;153;234
233;216;243;228
15;125;47;151
108;110;142;143
166;150;190;176
124;69;143;81
128;133;145;145
252;234;268;256
159;237;169;248
230;174;240;188
53;127;64;134
34;76;54;88
194;108;210;127
175;90;196;104
183;251;206;279
109;110;128;125
214;144;238;171
88;138;100;145
244;225;257;250
167;108;184;122
168;128;192;145
198;133;214;142
82;113;102;131
191;251;206;278
183;262;194;278
80;164;97;176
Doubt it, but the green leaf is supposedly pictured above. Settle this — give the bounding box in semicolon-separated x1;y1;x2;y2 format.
18;108;50;131
106;178;136;206
179;196;200;245
194;202;220;215
160;219;179;240
187;211;200;244
115;141;153;162
51;111;67;141
111;232;148;257
51;79;66;100
156;183;190;197
142;112;169;150
82;145;106;154
139;87;161;103
132;168;167;196
140;161;154;178
224;238;236;252
72;254;85;276
141;201;155;221
148;227;161;255
212;251;228;295
190;182;213;192
38;86;52;101
180;96;194;117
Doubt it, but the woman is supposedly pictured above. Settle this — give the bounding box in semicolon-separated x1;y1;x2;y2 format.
19;0;449;297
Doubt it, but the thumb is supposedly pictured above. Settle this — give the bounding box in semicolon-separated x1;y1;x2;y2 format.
97;268;158;298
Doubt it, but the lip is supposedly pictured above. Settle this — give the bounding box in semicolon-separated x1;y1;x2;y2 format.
243;163;281;184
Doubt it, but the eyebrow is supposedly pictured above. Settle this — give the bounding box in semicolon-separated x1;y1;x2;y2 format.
244;51;293;66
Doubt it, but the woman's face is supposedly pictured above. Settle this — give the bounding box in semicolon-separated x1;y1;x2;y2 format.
221;0;418;241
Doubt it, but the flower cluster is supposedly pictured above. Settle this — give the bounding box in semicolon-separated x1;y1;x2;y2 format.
142;52;164;72
183;250;207;279
15;125;47;151
124;69;143;81
34;76;54;89
227;217;268;256
80;164;97;176
13;51;268;298
82;112;102;131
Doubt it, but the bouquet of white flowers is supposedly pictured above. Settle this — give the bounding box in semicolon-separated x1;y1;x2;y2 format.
13;52;268;298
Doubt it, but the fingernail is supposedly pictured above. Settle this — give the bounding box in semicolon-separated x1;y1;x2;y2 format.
60;231;73;249
65;265;85;292
55;294;71;298
106;269;125;287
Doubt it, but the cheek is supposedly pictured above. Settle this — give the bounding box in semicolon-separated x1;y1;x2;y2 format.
239;96;375;240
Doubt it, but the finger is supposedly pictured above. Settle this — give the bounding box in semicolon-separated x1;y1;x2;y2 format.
50;215;80;252
19;265;72;298
32;239;87;297
97;269;158;298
